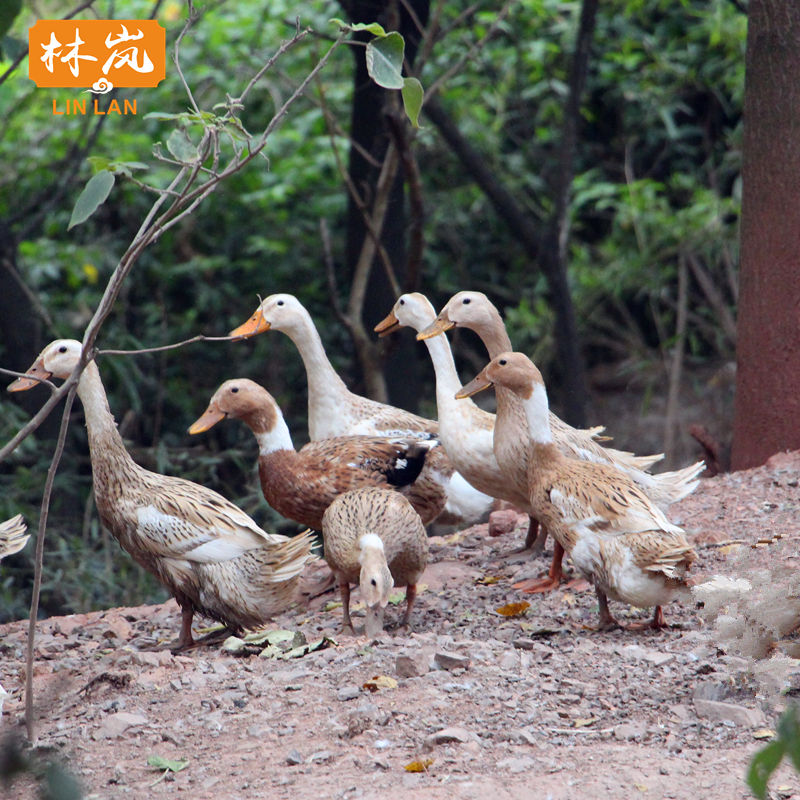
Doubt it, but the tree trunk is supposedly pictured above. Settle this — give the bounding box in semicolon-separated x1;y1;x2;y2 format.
731;0;800;469
341;0;430;408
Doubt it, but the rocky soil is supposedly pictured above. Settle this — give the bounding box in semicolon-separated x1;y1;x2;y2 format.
2;452;800;799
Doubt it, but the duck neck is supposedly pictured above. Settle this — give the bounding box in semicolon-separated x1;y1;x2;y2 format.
519;383;553;445
283;312;349;394
76;361;138;471
419;324;469;413
251;410;295;456
471;309;512;359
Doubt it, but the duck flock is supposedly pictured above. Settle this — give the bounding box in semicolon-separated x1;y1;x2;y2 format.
5;290;707;650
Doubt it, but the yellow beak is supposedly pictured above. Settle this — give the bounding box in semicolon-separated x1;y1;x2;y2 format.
455;372;493;399
7;357;52;392
373;310;402;338
416;315;454;341
188;407;227;434
229;308;270;339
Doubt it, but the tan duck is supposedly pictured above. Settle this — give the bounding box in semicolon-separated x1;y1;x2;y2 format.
0;515;29;561
188;378;447;529
321;487;428;636
228;293;493;524
421;290;703;589
8;340;316;651
458;352;697;629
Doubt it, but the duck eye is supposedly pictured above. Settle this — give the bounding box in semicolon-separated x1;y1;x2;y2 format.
463;298;471;305
231;386;239;393
277;299;284;306
371;578;377;586
58;346;67;353
499;359;507;366
399;298;405;305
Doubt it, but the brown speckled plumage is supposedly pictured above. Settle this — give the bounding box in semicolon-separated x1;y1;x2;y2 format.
322;487;428;631
9;341;315;649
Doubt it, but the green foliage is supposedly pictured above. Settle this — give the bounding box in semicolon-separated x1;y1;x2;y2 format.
68;170;115;229
748;706;800;799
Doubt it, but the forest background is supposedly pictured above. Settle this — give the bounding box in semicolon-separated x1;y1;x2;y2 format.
0;0;746;622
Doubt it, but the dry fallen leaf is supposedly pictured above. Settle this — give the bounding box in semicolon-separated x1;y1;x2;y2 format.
573;717;597;728
495;601;530;617
323;601;343;612
363;675;398;692
561;592;576;606
404;758;434;773
718;544;742;556
752;728;775;740
476;575;502;585
634;783;648;792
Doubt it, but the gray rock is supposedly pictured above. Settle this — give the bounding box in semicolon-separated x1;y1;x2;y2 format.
693;699;765;727
95;711;148;739
693;680;730;702
497;756;537;774
499;728;537;745
285;749;303;765
424;726;481;749
434;651;470;671
337;685;361;702
613;722;646;741
396;651;429;678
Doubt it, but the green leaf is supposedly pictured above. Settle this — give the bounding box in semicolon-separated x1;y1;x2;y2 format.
365;33;405;90
0;0;21;40
747;740;785;800
167;129;199;163
330;18;387;37
147;756;189;773
68;170;115;230
778;706;800;772
401;77;423;127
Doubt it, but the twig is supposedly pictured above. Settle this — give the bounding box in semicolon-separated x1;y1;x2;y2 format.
320;218;351;332
97;334;236;357
663;253;689;465
25;383;77;743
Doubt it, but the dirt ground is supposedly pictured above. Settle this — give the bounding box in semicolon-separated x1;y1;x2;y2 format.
2;451;800;799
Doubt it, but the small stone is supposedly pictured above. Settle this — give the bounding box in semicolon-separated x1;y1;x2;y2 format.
396;651;429;678
497;756;536;774
424;726;481;749
434;652;470;671
694;699;765;727
95;711;148;739
309;750;333;763
337;686;361;702
285;749;303;765
101;616;133;641
613;722;645;741
500;728;537;745
693;680;730;702
488;509;520;537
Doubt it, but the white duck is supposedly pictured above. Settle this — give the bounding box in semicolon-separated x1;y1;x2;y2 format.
457;352;697;629
8;340;316;651
229;292;493;524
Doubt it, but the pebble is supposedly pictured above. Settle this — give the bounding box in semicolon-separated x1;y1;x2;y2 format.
337;686;361;702
94;711;148;739
613;722;646;741
424;726;481;749
497;756;537;774
488;509;520;537
285;749;303;766
434;652;471;671
396;651;429;678
693;698;765;727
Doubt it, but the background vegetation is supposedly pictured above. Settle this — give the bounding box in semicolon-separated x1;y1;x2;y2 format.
0;0;743;621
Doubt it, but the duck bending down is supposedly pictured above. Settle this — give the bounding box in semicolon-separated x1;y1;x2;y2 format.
421;291;703;590
8;341;316;651
457;352;697;630
188;378;447;529
0;515;29;561
228;293;493;525
321;487;428;636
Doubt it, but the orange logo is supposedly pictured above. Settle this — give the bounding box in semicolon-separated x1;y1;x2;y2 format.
29;20;165;92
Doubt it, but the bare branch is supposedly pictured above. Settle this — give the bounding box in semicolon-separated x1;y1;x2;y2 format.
97;334;237;357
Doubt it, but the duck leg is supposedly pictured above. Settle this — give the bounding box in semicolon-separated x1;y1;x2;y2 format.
523;517;548;554
170;605;196;652
339;579;355;634
514;541;565;593
400;583;418;629
596;589;620;631
626;605;668;631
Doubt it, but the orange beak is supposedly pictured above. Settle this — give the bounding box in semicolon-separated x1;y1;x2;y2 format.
188;406;227;435
7;357;52;392
416;314;454;341
229;307;270;339
373;310;402;338
455;369;493;400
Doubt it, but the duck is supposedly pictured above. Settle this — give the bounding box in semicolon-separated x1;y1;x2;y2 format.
457;352;697;629
8;340;316;651
321;487;428;636
420;290;704;590
188;378;447;529
0;515;29;561
228;292;493;524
